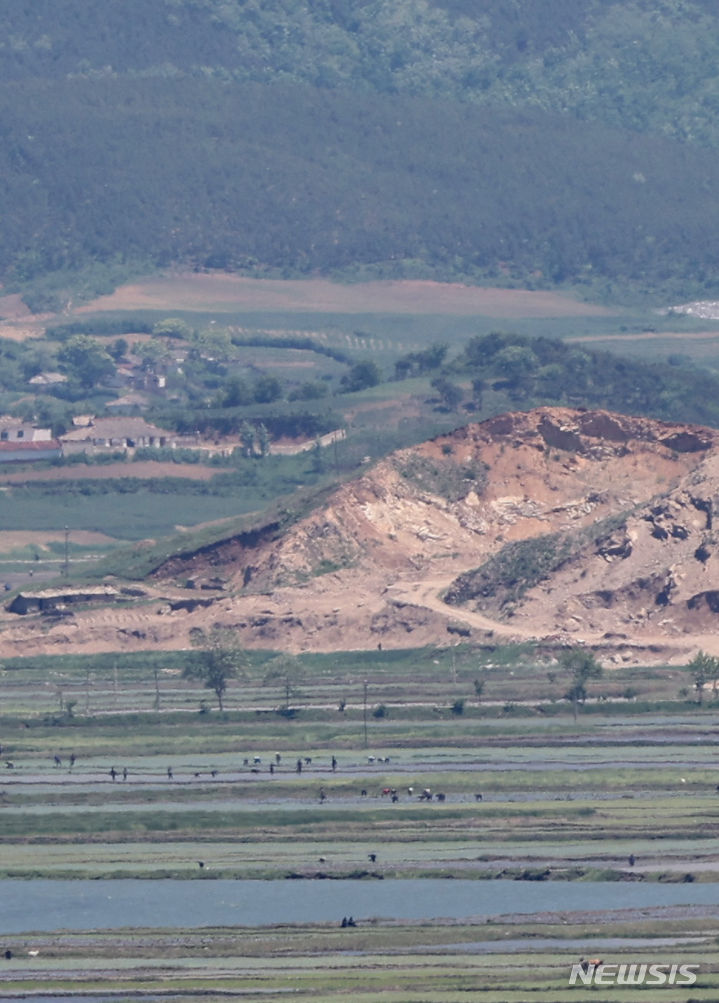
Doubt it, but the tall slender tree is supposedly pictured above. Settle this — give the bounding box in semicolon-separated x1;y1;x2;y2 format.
560;647;603;721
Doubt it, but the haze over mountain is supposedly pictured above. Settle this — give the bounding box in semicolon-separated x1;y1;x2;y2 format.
4;1;719;307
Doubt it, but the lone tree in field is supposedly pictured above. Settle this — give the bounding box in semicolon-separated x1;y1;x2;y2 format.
257;422;271;458
184;628;248;712
263;653;305;713
240;421;256;457
560;647;603;721
688;650;719;705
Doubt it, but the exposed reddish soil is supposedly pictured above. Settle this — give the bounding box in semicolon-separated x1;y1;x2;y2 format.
0;293;33;320
0;530;115;548
76;273;615;318
3;406;719;666
0;461;222;484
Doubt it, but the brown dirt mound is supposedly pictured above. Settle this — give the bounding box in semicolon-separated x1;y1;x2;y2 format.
2;406;718;665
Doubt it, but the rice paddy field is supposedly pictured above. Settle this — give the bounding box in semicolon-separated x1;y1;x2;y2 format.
1;922;717;1002
0;643;718;999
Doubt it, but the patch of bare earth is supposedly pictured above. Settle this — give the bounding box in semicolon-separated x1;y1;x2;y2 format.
76;273;615;318
0;530;116;548
570;330;719;344
0;461;223;484
5;407;719;665
0;293;33;320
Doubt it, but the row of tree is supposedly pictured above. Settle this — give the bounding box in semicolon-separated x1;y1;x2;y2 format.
187;627;605;715
448;332;719;430
187;633;719;718
9;323;719;458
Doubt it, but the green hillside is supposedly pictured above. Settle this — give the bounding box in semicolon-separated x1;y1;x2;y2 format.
3;0;719;304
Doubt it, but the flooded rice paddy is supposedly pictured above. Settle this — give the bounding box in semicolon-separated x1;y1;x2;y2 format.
4;878;719;934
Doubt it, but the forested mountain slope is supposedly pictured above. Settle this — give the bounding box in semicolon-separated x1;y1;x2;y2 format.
6;0;718;147
3;0;719;302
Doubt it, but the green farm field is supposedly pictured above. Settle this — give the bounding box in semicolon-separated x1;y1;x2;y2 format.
13;271;717;361
2;920;716;1002
59;273;719;376
1;642;718;997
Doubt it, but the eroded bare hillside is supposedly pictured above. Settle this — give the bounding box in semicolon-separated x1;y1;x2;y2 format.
3;407;719;665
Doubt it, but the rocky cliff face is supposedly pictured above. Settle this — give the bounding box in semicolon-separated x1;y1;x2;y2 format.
3;407;719;664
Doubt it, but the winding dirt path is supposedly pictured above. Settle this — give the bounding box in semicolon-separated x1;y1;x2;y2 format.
386;576;537;641
385;574;703;665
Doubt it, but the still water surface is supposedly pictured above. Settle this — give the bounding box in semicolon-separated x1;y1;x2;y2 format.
3;878;719;933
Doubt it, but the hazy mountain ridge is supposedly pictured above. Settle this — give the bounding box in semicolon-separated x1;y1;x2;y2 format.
3;1;719;302
5;0;719;151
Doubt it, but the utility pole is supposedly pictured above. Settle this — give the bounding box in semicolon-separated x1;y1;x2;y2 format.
334;431;341;475
63;526;70;577
363;679;368;749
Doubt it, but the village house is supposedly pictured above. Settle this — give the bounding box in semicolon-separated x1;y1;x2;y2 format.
28;372;68;390
0;419;62;463
135;372;167;391
60;416;176;455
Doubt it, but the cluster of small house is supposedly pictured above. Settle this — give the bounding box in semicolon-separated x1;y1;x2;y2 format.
0;416;179;464
0;415;346;464
30;359;171;410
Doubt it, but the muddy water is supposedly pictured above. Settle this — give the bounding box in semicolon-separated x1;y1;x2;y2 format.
3;878;719;933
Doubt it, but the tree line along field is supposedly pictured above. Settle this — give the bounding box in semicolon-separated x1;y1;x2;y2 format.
0;644;702;718
0;452;335;541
